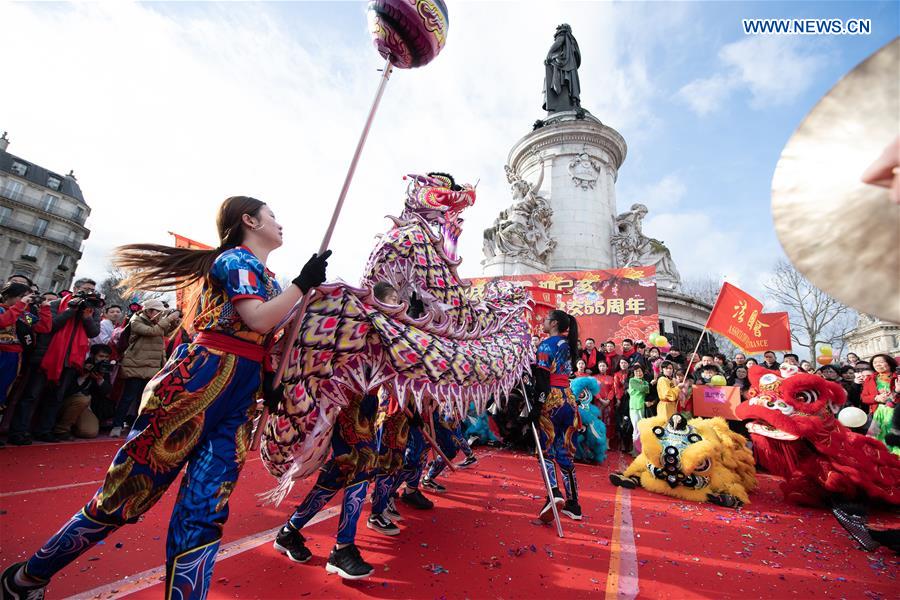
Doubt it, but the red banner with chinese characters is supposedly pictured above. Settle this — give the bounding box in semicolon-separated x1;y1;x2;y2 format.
706;282;792;354
467;267;658;344
169;232;213;331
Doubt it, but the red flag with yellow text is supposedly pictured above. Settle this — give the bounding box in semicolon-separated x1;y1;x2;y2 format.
706;282;792;354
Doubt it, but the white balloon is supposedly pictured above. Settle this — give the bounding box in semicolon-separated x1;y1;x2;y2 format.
838;406;867;429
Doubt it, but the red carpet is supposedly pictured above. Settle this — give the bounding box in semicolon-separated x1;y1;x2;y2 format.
1;439;897;599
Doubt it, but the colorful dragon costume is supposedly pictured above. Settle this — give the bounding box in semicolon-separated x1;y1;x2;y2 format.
736;366;900;508
571;377;607;464
260;173;533;499
610;414;757;508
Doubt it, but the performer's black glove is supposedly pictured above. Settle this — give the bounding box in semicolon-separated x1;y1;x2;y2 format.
293;250;332;294
262;371;284;412
407;291;425;319
409;410;425;430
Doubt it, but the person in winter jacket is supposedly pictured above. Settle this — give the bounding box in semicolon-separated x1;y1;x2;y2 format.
109;299;179;436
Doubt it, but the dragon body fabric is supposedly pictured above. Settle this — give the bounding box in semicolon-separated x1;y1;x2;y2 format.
260;174;533;499
736;366;900;508
615;414;757;507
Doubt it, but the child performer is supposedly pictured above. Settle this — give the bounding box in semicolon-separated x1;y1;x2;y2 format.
627;365;649;456
595;361;616;449
528;310;582;522
1;197;330;599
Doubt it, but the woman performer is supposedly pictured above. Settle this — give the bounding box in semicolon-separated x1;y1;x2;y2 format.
528;309;582;522
1;196;330;600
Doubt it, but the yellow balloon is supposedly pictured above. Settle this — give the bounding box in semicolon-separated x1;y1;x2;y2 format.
654;335;668;348
820;345;833;356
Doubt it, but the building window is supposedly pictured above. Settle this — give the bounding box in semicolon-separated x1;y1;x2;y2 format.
2;179;24;199
42;193;58;211
47;176;61;191
33;218;49;236
10;162;28;176
58;254;72;271
74;206;84;221
23;243;39;258
0;206;10;224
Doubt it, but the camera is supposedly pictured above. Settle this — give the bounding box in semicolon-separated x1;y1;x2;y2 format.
71;290;105;309
93;360;114;375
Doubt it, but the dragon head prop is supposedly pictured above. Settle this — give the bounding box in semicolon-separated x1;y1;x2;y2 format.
736;365;900;507
571;376;600;408
401;172;475;258
613;414;757;507
736;366;846;443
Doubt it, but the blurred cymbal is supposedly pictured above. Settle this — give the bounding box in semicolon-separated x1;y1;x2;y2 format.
772;38;899;323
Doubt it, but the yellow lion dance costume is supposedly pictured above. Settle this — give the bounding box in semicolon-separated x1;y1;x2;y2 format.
610;414;757;508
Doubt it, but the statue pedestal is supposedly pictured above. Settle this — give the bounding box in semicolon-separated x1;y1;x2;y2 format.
506;110;627;271
482;255;549;277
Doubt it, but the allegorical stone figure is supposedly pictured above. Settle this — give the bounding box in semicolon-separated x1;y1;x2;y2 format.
612;203;682;290
543;23;582;113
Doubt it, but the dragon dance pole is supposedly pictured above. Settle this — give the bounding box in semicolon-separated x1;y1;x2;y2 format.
406;408;457;472
520;380;564;538
250;57;394;451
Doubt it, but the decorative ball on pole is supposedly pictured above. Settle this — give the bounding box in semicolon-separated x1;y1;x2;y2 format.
367;0;449;68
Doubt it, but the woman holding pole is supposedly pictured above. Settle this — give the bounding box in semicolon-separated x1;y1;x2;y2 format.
1;196;331;600
528;309;583;522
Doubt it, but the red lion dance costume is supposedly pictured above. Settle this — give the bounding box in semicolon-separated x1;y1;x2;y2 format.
736;366;900;551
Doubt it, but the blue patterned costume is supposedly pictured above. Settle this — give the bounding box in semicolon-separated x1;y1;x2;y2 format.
535;335;580;502
425;407;474;481
23;247;280;599
284;393;379;544
570;377;608;464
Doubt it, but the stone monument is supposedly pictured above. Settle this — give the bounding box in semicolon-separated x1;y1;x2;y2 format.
482;25;627;276
482;25;714;353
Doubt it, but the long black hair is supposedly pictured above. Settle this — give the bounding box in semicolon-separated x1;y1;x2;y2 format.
548;309;580;372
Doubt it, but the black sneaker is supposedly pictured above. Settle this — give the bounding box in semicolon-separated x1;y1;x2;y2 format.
385;498;403;521
1;562;46;600
8;434;31;446
367;513;400;536
539;489;564;523
400;489;434;510
561;499;582;521
421;477;446;493
273;526;312;563
456;455;478;469
325;544;374;580
32;433;59;444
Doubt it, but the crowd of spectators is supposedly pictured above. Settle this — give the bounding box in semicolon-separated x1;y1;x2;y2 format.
565;336;899;457
0;273;184;445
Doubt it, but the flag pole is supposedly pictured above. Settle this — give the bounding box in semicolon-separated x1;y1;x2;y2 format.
250;57;394;452
686;284;725;374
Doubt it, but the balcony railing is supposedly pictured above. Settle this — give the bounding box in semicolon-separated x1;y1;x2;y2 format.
0;215;84;251
0;183;88;226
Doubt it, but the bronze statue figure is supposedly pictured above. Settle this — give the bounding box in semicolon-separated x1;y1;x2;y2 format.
543;24;581;113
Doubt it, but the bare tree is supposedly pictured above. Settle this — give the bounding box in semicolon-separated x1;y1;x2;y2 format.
100;268;172;312
764;260;856;360
681;276;740;357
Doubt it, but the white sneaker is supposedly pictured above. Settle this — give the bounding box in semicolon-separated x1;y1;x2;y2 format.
109;427;123;438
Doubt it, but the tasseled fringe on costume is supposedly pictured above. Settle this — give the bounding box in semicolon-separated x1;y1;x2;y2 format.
258;463;299;506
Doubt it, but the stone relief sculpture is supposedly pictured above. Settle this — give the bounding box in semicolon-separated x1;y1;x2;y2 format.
568;150;604;190
483;159;556;266
612;203;682;290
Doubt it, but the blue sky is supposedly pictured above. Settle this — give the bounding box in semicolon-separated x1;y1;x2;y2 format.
1;1;896;301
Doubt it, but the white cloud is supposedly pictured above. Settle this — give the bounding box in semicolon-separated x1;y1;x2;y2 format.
677;74;735;116
720;36;827;107
623;173;688;213
678;36;827;115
